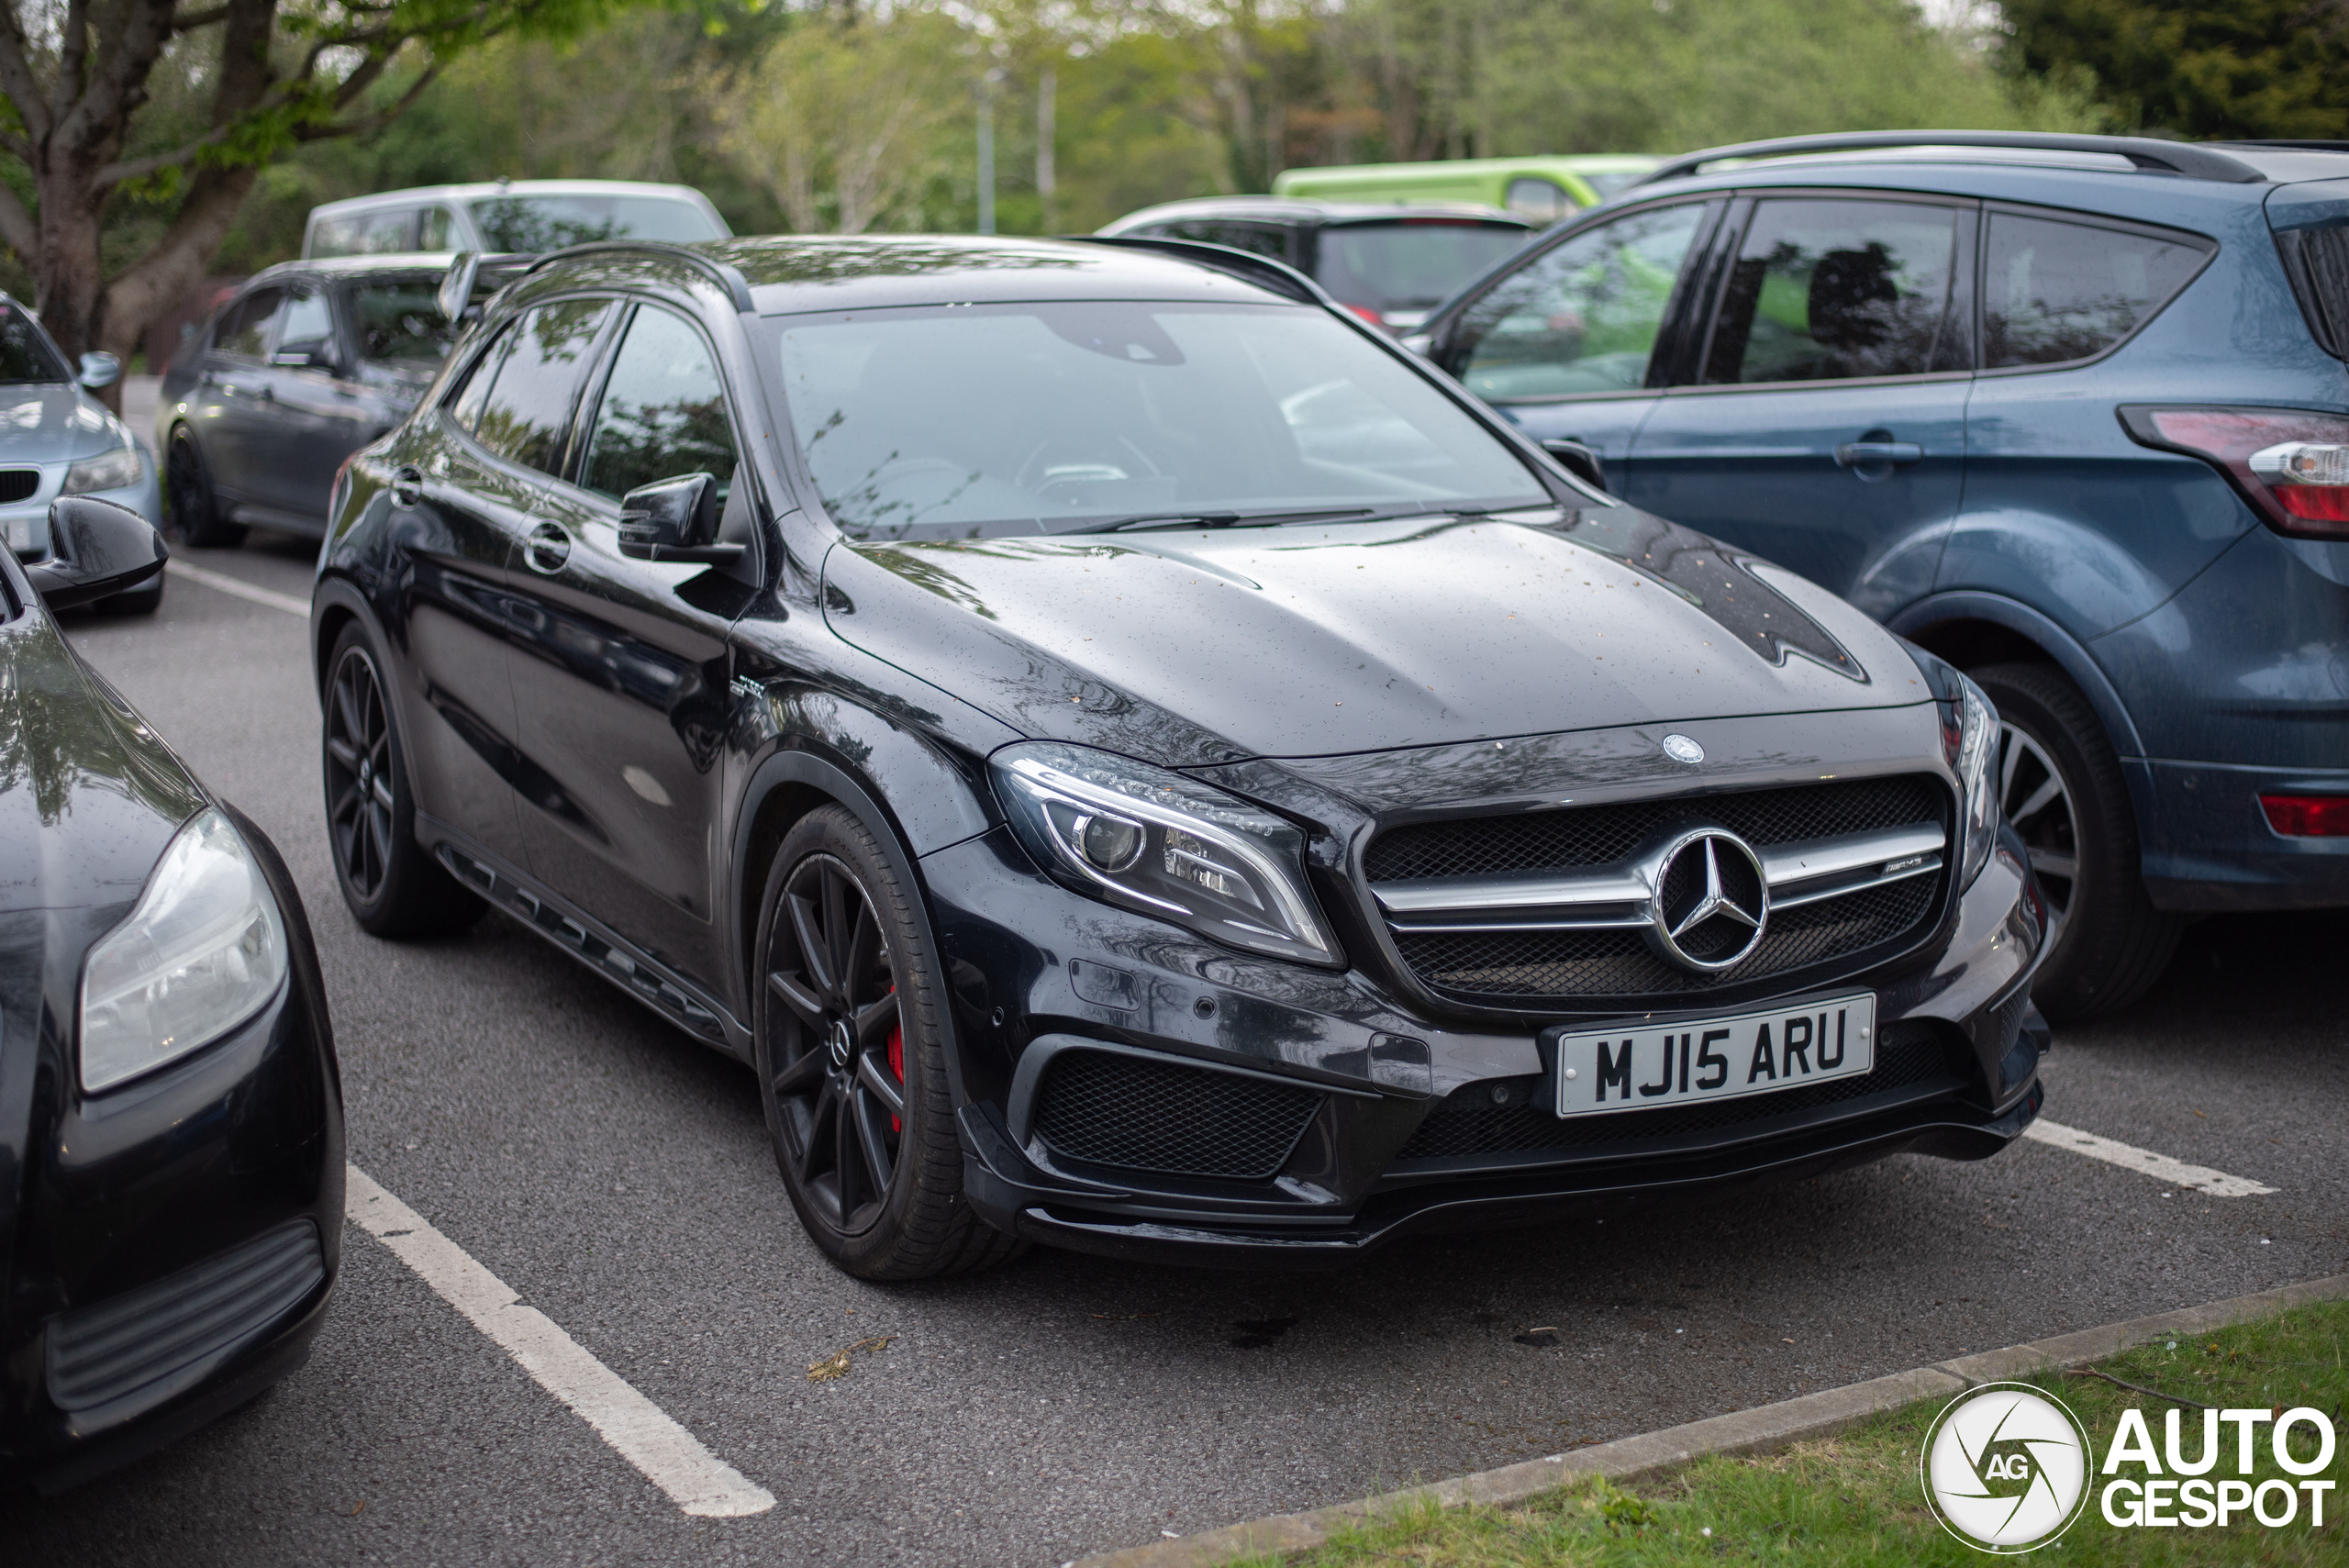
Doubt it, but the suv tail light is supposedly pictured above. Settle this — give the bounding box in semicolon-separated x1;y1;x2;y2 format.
2117;406;2349;539
2261;795;2349;837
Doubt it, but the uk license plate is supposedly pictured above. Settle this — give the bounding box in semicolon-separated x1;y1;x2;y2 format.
1548;994;1876;1118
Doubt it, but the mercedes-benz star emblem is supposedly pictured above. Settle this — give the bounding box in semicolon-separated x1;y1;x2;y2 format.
827;1018;856;1070
1646;828;1769;972
1662;733;1705;765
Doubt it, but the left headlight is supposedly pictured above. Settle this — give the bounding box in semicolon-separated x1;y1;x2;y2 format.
991;741;1341;967
1946;672;2000;889
80;808;287;1093
62;442;142;496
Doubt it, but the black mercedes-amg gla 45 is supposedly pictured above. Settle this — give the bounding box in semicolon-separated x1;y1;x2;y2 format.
311;235;2048;1278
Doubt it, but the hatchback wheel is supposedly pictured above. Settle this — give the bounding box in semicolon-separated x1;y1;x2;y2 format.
323;623;484;937
166;428;244;549
752;805;1021;1280
1972;662;2180;1020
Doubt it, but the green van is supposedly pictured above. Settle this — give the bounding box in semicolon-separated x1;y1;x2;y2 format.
1271;155;1661;225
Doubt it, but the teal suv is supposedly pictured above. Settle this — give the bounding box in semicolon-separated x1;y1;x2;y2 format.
1412;131;2349;1018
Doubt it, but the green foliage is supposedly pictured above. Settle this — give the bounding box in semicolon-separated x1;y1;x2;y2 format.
2000;0;2349;139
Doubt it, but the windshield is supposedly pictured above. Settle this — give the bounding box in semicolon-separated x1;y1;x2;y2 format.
0;303;69;384
1314;224;1531;315
772;300;1545;540
349;282;458;368
469;194;722;252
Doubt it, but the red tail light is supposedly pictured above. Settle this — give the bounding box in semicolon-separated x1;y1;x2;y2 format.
2261;795;2349;837
2117;406;2349;539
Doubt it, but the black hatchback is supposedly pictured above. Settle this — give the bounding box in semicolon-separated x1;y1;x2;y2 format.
311;235;2047;1278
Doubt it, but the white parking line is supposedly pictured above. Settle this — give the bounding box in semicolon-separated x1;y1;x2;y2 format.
344;1164;775;1518
167;558;310;617
2021;1118;2277;1197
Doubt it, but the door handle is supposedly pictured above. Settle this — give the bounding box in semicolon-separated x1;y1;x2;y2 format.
1834;440;1922;468
524;521;572;574
391;465;423;506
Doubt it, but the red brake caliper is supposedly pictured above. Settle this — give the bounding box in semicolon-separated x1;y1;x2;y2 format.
885;989;904;1134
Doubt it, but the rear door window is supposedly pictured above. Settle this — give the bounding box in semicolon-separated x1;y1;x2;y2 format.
459;300;614;474
1981;210;2210;368
351;281;459;368
1701;198;1963;384
1312;222;1531;322
1450;202;1709;400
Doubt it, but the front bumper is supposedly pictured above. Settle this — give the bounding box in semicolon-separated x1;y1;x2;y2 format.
926;822;2049;1269
0;826;343;1489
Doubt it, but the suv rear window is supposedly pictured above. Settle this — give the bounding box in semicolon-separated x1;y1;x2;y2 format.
1982;212;2210;368
1314;222;1531;318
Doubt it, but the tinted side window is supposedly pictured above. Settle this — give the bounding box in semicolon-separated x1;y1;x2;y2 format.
1157;220;1291;261
278;289;335;353
583;307;738;499
417;206;458;251
351;282;458;367
469;301;613;474
446;324;514;436
217;287;284;359
1982;212;2210;368
1703;199;1960;384
1453;203;1706;400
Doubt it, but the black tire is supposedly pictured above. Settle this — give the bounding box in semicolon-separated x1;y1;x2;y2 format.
1971;662;2181;1021
751;804;1022;1281
322;621;484;938
95;573;164;616
167;426;244;549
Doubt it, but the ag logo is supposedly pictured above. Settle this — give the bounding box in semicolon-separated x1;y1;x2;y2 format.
1921;1383;2092;1553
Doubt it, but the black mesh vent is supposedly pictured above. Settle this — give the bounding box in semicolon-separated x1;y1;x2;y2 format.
47;1219;324;1414
0;469;38;505
1395;874;1936;1002
1394;1018;1957;1162
1366;775;1945;884
1032;1051;1323;1180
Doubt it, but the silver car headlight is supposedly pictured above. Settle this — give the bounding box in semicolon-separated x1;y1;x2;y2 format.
63;442;142;495
1947;673;2000;889
991;742;1341;967
80;809;287;1093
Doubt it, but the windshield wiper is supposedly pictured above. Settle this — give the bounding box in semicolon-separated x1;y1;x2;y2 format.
1068;506;1377;535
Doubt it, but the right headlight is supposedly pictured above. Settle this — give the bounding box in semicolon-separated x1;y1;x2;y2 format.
1946;672;2000;889
80;808;287;1093
62;441;142;496
990;741;1341;967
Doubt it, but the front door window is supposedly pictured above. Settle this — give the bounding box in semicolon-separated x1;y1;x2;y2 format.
582;306;739;499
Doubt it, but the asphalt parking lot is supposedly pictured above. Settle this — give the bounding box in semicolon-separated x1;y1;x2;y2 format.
6;528;2343;1567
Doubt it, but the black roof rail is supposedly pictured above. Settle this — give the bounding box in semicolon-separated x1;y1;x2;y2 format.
523;240;758;312
1059;233;1324;306
1634;130;2266;188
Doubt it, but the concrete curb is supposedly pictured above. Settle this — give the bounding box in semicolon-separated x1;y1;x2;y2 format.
1072;1273;2349;1568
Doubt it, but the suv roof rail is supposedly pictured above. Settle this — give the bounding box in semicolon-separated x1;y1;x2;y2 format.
1634;130;2266;188
1060;233;1324;306
524;240;758;312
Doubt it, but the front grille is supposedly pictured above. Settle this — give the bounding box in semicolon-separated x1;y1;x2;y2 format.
1367;775;1944;882
1032;1050;1323;1180
47;1219;324;1414
1396;875;1937;1001
1393;1018;1957;1163
0;468;39;504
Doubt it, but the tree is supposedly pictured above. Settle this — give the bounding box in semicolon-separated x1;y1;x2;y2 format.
1999;0;2349;139
0;0;635;391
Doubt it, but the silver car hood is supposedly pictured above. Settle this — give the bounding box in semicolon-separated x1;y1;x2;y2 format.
0;384;121;462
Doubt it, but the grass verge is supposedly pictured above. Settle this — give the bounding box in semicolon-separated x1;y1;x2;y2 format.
1231;1298;2347;1566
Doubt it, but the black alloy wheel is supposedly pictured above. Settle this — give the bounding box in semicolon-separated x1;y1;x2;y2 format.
752;805;1021;1279
321;622;484;937
1972;662;2181;1021
166;427;244;549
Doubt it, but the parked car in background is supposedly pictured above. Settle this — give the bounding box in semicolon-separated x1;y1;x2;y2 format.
312;232;2045;1280
303;179;729;260
156;255;471;545
0;497;341;1488
1273;155;1663;225
1097;198;1533;330
1409;130;2349;1019
0;298;163;613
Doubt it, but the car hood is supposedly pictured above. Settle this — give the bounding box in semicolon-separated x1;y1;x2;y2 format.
0;384;119;464
820;505;1931;768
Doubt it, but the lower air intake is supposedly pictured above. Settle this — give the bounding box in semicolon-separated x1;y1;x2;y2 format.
47;1218;325;1416
1032;1050;1323;1180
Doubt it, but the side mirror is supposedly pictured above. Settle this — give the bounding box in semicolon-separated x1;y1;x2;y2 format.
23;496;167;608
77;351;121;390
618;473;741;564
1540;437;1608;494
438;253;480;323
